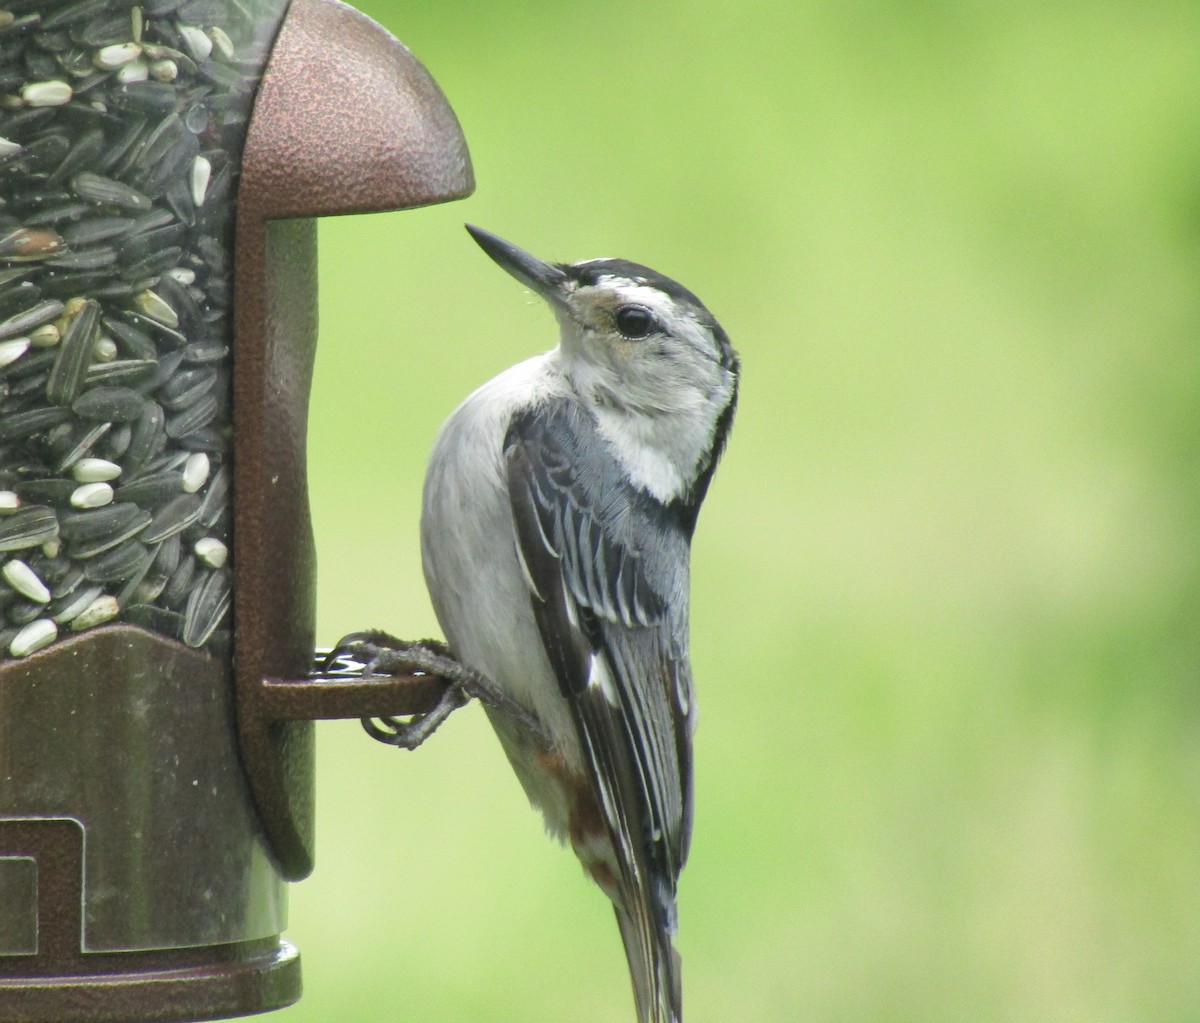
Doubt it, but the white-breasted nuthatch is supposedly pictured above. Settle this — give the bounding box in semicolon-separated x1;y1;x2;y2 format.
420;225;739;1023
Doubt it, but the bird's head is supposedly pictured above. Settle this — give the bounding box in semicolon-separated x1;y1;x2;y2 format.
466;225;739;504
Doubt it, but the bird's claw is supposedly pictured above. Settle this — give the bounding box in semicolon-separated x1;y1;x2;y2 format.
362;682;470;750
322;631;547;750
320;631;463;750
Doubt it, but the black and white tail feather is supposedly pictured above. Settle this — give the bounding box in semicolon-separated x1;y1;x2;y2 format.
421;226;739;1023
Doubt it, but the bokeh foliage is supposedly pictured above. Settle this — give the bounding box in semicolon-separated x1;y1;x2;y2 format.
283;1;1200;1020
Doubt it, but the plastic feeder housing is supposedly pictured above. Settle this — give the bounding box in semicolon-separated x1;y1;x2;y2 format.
0;0;473;1019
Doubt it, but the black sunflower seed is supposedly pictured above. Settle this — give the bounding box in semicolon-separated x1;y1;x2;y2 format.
71;385;147;422
102;422;132;457
69;10;131;46
47;127;105;186
102;316;157;360
45;246;119;271
120;244;183;283
114;467;183;507
8;598;45;625
124;602;184;637
61;216;137;247
69;506;151;558
71;171;153;211
97;118;145;174
108;81;180;114
49;564;85;600
13;477;75;504
41;0;108;30
22;201;89;227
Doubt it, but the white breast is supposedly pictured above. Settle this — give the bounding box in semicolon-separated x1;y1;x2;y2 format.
419;354;581;769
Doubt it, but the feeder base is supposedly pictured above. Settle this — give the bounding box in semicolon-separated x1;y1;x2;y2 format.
0;938;301;1023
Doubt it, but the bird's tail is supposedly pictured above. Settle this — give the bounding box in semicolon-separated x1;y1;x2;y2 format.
614;895;682;1023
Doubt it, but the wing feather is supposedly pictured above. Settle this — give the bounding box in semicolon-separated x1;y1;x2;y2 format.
504;398;697;895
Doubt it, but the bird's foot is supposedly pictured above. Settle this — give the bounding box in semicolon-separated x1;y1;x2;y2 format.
322;630;546;749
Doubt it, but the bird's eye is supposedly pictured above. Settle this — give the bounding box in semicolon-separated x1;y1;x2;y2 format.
615;304;656;340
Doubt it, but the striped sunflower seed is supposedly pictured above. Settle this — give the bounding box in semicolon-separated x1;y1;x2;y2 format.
0;298;64;340
152;531;181;573
181;566;228;647
142;490;201;542
0;507;59;552
164;391;216;438
161;549;194;608
53;421;112;472
46;297;100;404
159;365;214;410
85;357;157;386
122;400;167;475
82;537;149;582
0;405;70;440
49;583;103;624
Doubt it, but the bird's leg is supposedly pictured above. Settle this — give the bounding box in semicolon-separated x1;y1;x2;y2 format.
322;630;547;749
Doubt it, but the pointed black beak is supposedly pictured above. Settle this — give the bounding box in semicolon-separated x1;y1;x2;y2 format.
466;225;570;308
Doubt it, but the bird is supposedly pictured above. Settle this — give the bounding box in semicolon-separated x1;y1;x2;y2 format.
419;224;739;1023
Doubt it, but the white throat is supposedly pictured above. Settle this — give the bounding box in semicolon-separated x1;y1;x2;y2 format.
559;350;731;505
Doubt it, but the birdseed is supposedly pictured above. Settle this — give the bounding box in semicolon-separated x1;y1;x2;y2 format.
3;558;51;603
0;0;287;656
69;481;114;508
9;617;57;656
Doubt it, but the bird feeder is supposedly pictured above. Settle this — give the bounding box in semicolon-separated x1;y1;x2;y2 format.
0;0;472;1019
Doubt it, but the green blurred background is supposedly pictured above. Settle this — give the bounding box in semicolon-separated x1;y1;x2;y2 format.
282;2;1199;1021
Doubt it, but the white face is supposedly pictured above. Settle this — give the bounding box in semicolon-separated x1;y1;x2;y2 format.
552;274;737;503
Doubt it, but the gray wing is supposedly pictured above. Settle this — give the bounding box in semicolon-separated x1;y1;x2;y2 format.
504;398;697;905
